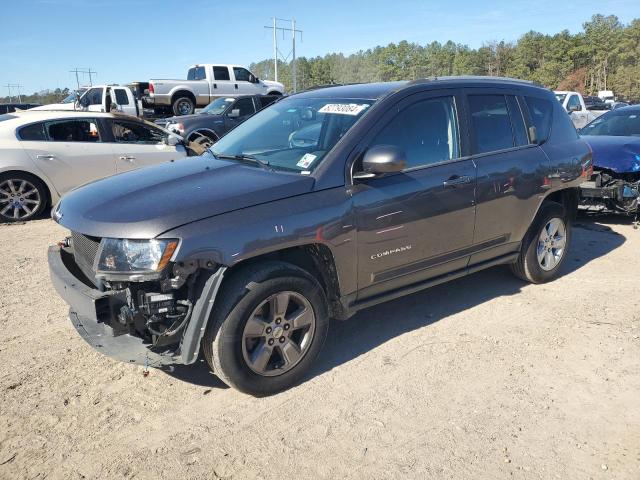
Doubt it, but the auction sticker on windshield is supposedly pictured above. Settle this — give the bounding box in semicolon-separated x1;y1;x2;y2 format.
296;153;317;168
318;103;369;116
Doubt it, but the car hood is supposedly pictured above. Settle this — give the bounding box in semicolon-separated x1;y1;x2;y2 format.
55;155;315;239
580;135;640;173
262;79;284;89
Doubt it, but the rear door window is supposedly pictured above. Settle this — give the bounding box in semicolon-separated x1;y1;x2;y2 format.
524;96;554;142
187;66;206;80
213;66;231;81
19;122;47;141
46;119;101;142
468;94;514;154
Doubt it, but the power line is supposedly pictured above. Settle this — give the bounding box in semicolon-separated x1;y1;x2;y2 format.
4;84;23;102
69;68;97;89
264;17;302;92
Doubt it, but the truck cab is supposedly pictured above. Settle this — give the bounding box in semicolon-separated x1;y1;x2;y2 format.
147;64;285;116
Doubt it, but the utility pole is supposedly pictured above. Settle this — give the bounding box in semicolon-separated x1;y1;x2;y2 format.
264;18;302;92
69;68;97;89
4;84;23;102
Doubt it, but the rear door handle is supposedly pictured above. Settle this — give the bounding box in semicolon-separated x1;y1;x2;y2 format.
36;154;56;160
443;175;472;187
119;156;135;162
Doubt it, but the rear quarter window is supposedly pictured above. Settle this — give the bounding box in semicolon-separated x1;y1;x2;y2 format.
18;122;47;141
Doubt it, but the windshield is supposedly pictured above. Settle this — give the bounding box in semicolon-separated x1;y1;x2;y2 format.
581;110;640;137
61;89;86;104
211;97;374;172
202;97;235;115
555;93;566;104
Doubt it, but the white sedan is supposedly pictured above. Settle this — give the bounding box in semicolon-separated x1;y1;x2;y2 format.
0;110;187;222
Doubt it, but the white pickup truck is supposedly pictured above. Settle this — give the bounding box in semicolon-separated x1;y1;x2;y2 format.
554;91;608;129
32;85;143;117
146;64;285;115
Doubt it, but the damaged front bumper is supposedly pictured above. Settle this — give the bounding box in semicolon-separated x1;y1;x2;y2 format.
48;245;225;368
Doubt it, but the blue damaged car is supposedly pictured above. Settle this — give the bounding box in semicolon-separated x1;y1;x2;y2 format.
579;105;640;215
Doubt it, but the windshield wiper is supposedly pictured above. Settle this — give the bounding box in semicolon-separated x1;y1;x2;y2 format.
211;152;270;167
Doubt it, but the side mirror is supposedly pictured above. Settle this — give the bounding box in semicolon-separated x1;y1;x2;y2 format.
568;104;581;112
165;134;181;146
249;74;259;83
227;109;240;118
354;145;406;179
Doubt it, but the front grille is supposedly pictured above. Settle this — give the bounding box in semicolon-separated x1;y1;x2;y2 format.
71;232;101;276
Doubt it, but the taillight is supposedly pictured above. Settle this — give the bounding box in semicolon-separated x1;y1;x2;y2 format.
148;83;155;94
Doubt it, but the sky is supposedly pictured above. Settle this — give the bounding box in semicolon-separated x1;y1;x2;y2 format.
1;0;638;95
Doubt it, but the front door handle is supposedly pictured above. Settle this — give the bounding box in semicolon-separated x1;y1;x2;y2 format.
36;154;56;160
234;84;238;89
443;175;472;187
119;156;135;162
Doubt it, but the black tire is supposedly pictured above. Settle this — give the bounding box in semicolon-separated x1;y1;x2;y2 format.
0;172;48;223
202;261;329;396
172;96;195;116
510;201;571;284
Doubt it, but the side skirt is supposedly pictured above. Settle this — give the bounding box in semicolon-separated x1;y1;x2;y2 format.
341;252;519;318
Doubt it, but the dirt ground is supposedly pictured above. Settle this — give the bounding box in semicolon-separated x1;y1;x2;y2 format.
0;216;638;480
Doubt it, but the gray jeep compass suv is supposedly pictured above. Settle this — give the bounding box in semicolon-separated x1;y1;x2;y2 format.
48;78;591;395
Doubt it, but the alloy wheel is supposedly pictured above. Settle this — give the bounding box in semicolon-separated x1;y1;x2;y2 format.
0;179;41;220
241;291;316;377
536;217;566;271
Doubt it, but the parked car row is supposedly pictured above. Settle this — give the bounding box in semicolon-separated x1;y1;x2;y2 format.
0;111;187;221
46;77;590;395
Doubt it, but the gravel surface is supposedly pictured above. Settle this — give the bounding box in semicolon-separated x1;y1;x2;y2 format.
0;216;638;479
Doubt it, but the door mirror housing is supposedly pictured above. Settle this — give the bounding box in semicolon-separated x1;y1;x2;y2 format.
227;109;241;118
567;104;581;112
249;74;259;83
354;145;406;179
165;134;181;146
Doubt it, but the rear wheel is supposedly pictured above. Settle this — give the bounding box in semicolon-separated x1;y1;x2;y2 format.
510;202;570;283
172;96;195;116
202;261;329;396
0;173;47;222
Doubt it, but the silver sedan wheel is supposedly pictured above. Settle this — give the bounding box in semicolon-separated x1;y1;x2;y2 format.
0;179;41;220
537;217;566;271
241;291;316;377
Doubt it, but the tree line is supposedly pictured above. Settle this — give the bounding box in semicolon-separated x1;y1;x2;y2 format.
250;14;640;101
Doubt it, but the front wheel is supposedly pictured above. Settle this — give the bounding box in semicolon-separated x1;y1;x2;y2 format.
510;201;571;283
202;261;329;396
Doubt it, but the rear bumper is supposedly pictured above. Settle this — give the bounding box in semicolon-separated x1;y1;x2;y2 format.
47;245;180;368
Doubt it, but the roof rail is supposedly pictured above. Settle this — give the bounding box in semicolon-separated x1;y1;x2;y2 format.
407;76;541;87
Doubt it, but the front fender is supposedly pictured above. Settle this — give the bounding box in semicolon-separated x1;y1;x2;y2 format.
160;187;358;296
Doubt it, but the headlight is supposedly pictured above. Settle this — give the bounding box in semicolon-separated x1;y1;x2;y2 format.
95;238;179;276
167;122;184;135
